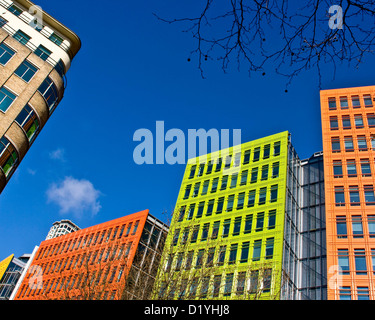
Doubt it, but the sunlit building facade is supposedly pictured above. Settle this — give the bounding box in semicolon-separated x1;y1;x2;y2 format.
14;210;168;300
321;85;375;300
0;0;80;193
154;131;326;300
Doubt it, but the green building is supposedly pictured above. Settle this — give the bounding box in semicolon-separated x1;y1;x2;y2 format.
154;131;321;300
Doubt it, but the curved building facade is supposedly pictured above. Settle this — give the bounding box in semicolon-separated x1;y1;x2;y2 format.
0;0;80;193
46;219;80;240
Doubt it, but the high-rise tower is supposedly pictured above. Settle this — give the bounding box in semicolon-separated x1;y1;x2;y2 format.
0;0;80;193
321;86;375;300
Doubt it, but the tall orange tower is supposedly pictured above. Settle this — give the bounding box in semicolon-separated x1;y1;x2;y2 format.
13;210;168;300
321;86;375;300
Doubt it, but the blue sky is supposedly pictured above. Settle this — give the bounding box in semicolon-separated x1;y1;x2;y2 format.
0;0;375;260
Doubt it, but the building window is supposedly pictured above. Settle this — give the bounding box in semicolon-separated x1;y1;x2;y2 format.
228;244;238;264
354;249;367;275
216;197;224;214
340;96;348;109
230;173;238;188
357;287;370;300
338;249;350;274
220;175;228;190
274;141;281;156
224;155;232;169
363;94;373;107
13;30;31;45
263;144;270;159
236;192;245;210
206;199;214;216
349;186;360;206
49;32;64;46
223;273;234;297
367;113;375;128
360;159;371;177
339;286;351;300
206;161;213;174
233;217;241;235
34;45;51;61
222;219;230;238
211;177;219;193
268;210;276;229
261;164;269;180
226;194;234;212
240;170;248;185
347;160;357;177
189;165;196;179
258;187;266;205
0;42;15;65
253;240;262;261
38;77;59;111
333;160;343;178
0;87;17;112
253;147;260;162
255;212;264;232
191;226;199;243
336;216;347;238
8;4;23;16
344;136;354;152
250;167;258;183
265;238;274;259
213;275;222;297
364;185;375;205
243;149;251;164
244;214;253;234
14;60;38;82
368;215;375;238
215;158;222;172
272;162;279;178
335;186;345;206
187;204;195;220
197;163;204;177
183;184;191;199
352;95;361;108
192;182;200;197
331;137;341;152
329;97;337;110
211;221;220;240
201;223;209;241
0;136;18;177
177;206;186;222
234;152;241;167
342;115;351;129
218;246;226;266
352;215;363;238
330;116;339;130
196;201;204;218
0;17;7;28
201;180;209;195
15;104;40;143
247;189;256;207
270;185;278;202
240;242;249;263
236;272;246;295
357;135;368;151
354;114;364;129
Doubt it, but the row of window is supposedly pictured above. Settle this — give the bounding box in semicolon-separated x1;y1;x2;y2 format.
330;113;375;130
1;6;65;47
183;162;280;200
179;186;279;222
36;221;140;260
334;185;375;206
328;94;373;110
37;241;133;277
0;77;59;114
337;248;375;276
160;269;273;299
18;263;126;299
336;215;375;238
168;238;275;274
188;141;281;179
333;158;373;179
331;135;375;153
174;210;277;245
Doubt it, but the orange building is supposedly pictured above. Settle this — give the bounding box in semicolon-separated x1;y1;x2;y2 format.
321;86;375;300
13;210;168;300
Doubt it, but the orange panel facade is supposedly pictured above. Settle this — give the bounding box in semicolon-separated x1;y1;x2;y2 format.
14;209;160;300
321;86;375;300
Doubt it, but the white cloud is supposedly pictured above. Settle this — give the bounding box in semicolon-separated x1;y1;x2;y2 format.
46;177;102;218
27;168;36;176
49;148;66;162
